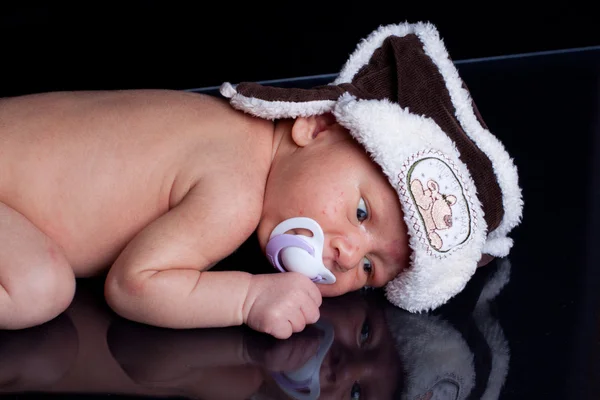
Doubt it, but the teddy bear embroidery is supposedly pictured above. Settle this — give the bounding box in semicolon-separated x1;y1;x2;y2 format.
401;152;474;255
410;178;458;251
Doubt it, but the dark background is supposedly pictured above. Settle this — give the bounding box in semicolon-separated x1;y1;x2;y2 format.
1;3;599;97
0;4;600;399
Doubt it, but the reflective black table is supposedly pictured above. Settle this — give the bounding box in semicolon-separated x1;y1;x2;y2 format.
1;46;599;400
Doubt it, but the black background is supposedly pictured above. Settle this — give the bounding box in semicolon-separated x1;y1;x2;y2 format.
1;3;599;97
1;3;600;399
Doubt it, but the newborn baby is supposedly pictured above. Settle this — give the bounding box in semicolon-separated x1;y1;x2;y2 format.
0;22;522;338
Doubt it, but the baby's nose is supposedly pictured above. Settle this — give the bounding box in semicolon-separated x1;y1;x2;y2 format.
329;236;362;271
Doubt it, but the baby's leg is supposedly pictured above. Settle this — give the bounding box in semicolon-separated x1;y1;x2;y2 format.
0;201;75;329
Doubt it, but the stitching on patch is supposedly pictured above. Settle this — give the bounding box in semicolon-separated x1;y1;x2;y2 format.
398;149;478;258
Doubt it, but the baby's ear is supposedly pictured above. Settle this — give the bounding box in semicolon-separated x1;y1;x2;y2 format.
291;113;336;147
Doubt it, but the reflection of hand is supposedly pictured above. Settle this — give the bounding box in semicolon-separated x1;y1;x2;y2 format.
108;320;265;399
243;273;322;339
246;326;323;372
0;314;78;392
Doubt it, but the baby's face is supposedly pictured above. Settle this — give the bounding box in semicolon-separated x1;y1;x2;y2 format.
317;293;402;399
257;116;410;297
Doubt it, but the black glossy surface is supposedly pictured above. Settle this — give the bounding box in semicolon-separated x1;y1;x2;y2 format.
1;47;599;399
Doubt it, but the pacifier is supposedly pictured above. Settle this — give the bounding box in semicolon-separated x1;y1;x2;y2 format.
266;217;336;284
271;319;335;400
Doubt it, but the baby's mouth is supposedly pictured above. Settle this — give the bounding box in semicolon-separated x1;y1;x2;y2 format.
321;257;342;274
285;228;313;237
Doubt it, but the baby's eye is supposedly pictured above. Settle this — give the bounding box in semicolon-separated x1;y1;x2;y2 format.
362;257;372;275
357;197;368;222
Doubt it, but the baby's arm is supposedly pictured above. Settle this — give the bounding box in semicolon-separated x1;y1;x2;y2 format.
104;183;321;338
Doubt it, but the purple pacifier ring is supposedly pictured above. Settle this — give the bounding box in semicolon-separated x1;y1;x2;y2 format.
266;234;315;273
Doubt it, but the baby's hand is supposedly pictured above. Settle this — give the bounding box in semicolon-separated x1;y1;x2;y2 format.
242;272;322;339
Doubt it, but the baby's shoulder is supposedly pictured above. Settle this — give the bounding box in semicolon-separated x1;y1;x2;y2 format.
169;91;273;216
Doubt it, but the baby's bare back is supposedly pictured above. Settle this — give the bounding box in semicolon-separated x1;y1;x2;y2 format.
0;89;269;277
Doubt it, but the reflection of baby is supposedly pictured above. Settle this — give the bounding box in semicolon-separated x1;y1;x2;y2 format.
0;259;510;400
0;22;522;338
106;292;405;400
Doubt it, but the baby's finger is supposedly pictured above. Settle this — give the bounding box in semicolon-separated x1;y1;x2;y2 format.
271;322;293;340
300;302;320;325
305;282;323;307
287;311;307;334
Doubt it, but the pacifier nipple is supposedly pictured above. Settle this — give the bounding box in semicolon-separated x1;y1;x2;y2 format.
266;217;336;284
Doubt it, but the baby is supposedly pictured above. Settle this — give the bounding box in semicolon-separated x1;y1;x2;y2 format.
0;22;522;338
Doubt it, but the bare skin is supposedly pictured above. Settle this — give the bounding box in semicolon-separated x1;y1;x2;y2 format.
0;89;412;338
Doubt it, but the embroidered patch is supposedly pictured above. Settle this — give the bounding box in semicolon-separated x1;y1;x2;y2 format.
399;151;474;254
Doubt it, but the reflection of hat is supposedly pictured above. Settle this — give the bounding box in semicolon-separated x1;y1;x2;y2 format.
384;258;511;399
473;260;511;400
220;22;523;312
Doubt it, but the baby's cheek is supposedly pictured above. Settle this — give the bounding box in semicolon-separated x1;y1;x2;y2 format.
317;283;343;297
317;188;346;220
320;202;337;219
317;277;357;298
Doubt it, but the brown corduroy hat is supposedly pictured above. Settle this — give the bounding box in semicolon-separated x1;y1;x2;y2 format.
220;22;523;313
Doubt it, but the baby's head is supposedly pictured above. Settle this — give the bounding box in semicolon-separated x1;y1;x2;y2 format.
220;22;523;313
256;113;411;297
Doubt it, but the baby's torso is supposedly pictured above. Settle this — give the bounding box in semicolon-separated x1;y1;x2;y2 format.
0;90;272;276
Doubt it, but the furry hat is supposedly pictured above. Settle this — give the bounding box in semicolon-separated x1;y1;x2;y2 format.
220;22;523;312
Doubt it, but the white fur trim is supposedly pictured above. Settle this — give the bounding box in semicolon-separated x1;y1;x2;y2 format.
219;82;335;120
482;237;513;257
335;22;523;257
385;310;475;400
333;93;487;313
334;23;414;84
232;94;335;120
219;82;237;98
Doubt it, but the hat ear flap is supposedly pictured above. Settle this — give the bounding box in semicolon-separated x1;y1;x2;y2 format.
220;81;347;120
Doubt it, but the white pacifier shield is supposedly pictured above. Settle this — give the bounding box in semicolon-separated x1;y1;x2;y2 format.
269;217;336;284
